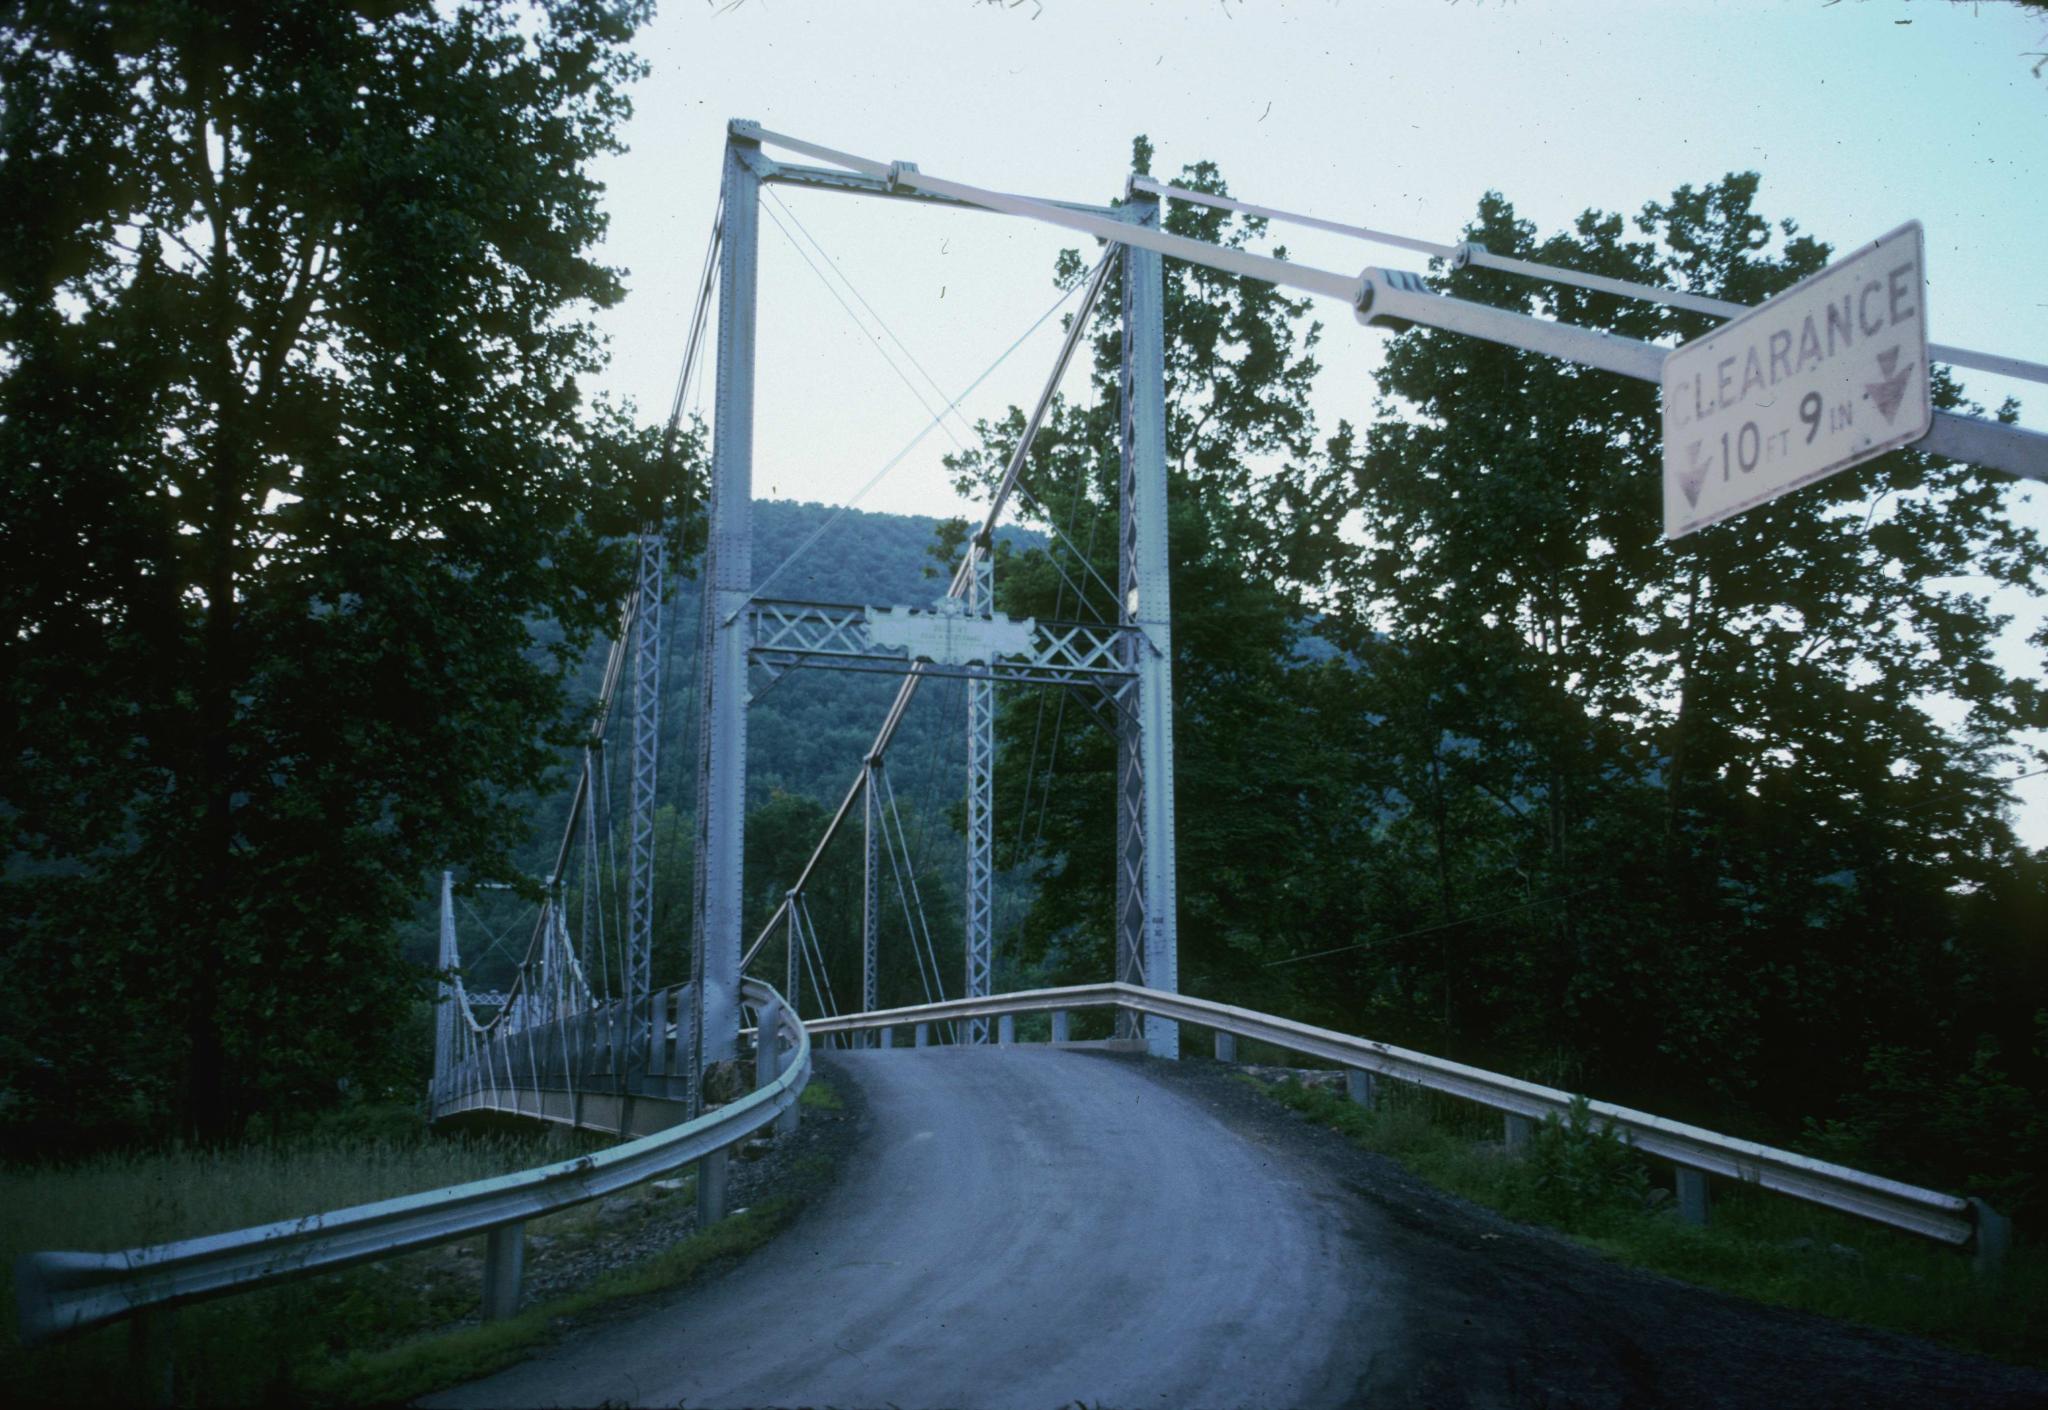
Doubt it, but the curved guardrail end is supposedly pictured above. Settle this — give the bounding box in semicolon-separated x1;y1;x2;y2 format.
1968;1197;2011;1278
14;1253;56;1347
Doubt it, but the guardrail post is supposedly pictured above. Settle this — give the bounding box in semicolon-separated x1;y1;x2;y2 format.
698;1149;729;1226
483;1222;526;1321
753;1013;778;1092
1504;1113;1533;1154
773;1014;800;1140
1346;1069;1377;1109
1052;1011;1070;1044
1214;1030;1237;1063
998;1013;1016;1045
1675;1166;1711;1226
915;1022;930;1048
879;1026;894;1049
1970;1197;2010;1279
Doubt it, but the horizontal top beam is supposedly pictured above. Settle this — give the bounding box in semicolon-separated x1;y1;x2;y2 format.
735;120;2045;484
752;155;1131;222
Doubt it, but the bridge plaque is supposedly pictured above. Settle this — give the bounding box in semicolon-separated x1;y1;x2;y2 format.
1662;220;1930;539
865;596;1037;666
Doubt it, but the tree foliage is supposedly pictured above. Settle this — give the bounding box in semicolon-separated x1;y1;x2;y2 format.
0;0;668;1145
956;142;2048;1215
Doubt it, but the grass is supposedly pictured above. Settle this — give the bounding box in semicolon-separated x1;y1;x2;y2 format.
1249;1073;2048;1368
301;1199;799;1407
2;1081;839;1406
1;1105;593;1257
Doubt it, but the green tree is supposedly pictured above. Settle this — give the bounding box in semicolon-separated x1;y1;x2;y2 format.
0;0;670;1145
1341;174;2046;1122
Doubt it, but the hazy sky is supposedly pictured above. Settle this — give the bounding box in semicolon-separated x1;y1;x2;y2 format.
580;0;2048;842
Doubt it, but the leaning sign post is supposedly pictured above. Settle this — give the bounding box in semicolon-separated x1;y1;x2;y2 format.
1662;221;1931;539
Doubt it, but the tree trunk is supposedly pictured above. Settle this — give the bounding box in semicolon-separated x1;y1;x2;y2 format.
184;93;243;1145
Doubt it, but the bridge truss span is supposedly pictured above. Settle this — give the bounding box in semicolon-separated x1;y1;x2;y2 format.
745;597;1140;693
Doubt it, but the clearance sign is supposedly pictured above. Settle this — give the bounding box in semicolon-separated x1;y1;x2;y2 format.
1661;221;1931;539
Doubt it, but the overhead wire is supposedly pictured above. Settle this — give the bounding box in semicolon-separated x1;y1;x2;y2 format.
760;193;970;452
729;274;1091;619
878;765;944;1002
1132;172;2048;387
880;766;956;1042
874;772;940;1007
1012;364;1101;866
765;187;981;444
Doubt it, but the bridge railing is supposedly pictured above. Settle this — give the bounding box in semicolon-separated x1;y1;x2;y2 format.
806;981;2004;1268
15;978;810;1348
432;981;703;1127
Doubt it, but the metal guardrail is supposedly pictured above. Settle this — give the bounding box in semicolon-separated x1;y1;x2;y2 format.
807;981;1983;1250
15;979;810;1347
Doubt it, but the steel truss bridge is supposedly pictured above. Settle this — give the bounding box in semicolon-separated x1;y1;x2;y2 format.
18;121;2041;1392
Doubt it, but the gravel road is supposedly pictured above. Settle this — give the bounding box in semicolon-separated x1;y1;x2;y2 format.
434;1044;2048;1409
432;1044;1391;1408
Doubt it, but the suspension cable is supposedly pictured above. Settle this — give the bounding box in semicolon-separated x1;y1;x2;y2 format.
765;187;980;442
1130;173;1455;259
874;773;939;1006
729;273;1091;621
760;192;969;452
1132;173;2048;387
880;765;949;1004
876;765;939;1003
796;896;841;1017
665;193;725;459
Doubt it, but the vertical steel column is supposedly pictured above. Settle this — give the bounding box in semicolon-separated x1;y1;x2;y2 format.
862;759;881;1035
688;127;759;1113
434;870;457;1106
964;547;996;1044
625;532;665;1059
1115;188;1180;1059
785;893;801;1019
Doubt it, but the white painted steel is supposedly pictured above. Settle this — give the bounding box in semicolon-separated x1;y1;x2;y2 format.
741;120;1357;304
1661;221;1932;538
1132;173;1456;259
15;981;808;1347
807;983;1975;1247
1135;177;2046;388
1116;202;1180;1058
739;125;2045;498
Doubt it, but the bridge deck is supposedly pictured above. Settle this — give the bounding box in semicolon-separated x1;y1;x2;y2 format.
429;1045;1390;1408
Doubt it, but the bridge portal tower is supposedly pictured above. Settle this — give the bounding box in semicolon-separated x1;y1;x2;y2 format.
701;125;1182;1059
687;132;758;1108
1116;189;1180;1058
624;530;664;1054
964;548;997;1042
